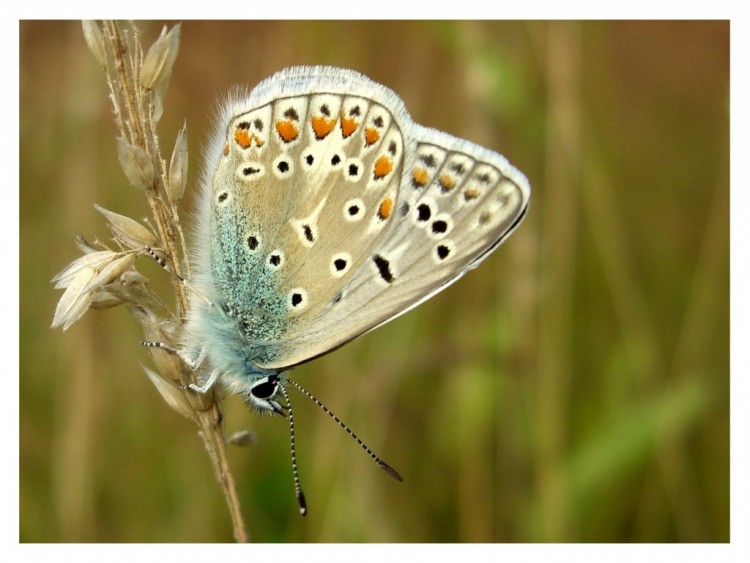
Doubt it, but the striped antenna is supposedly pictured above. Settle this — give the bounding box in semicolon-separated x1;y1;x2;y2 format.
286;377;403;482
276;383;308;516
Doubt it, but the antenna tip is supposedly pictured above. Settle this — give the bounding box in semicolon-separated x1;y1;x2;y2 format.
380;462;404;482
297;490;308;516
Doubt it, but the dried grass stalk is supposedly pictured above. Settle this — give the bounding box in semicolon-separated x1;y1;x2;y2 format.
51;20;249;542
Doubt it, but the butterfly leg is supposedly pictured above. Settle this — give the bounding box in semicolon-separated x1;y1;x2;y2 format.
143;246;212;304
140;340;178;353
188;369;220;394
143;245;184;281
179;345;207;370
141;340;215;392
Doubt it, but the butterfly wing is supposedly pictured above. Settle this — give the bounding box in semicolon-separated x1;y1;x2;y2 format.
189;67;529;375
254;125;530;370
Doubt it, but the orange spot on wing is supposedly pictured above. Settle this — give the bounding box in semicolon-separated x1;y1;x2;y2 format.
276;120;299;143
223;143;230;156
439;174;456;191
378;197;393;220
412;167;429;187
373;155;393;179
234;128;252;148
364;127;380;146
311;115;336;139
341;115;358;138
464;187;480;201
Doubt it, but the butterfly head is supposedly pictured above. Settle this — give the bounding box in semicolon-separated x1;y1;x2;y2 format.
242;373;287;416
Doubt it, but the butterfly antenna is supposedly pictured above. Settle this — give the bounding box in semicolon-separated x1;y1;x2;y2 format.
143;245;212;305
286;378;403;482
276;383;308;516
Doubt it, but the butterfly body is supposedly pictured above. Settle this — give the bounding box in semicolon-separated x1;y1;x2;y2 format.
183;66;530;412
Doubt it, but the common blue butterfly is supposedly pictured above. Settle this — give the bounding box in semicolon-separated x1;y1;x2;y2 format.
182;66;530;512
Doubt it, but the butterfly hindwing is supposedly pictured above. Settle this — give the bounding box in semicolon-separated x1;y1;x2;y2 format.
255;125;529;369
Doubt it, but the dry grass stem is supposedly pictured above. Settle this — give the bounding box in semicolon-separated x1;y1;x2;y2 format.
51;20;249;542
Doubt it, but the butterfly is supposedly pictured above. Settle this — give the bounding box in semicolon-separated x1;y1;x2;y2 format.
181;66;530;513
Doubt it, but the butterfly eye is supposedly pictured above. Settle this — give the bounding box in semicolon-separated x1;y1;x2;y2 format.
250;377;278;400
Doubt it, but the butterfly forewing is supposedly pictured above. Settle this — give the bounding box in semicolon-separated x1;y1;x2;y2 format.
204;73;410;368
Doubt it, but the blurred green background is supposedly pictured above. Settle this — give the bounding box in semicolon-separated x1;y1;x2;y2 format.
20;21;729;542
